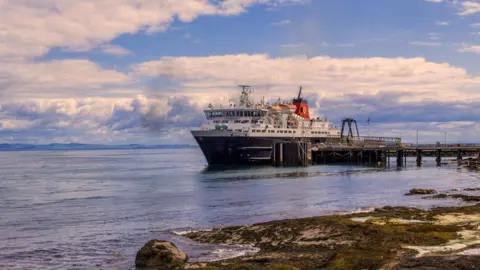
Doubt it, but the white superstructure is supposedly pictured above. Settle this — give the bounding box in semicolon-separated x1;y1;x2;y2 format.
196;86;341;138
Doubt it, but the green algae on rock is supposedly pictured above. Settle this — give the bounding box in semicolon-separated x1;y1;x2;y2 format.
183;205;480;270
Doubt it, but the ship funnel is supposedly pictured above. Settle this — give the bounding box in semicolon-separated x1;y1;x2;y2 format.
292;86;310;119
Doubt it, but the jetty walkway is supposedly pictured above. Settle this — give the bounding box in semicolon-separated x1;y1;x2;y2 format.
271;136;480;167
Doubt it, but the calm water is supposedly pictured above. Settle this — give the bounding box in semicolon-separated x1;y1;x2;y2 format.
1;148;479;269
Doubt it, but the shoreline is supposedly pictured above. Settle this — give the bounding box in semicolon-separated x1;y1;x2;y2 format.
136;160;480;269
182;202;480;269
175;185;480;270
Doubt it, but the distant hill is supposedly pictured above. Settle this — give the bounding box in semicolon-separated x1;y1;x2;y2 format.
0;143;198;151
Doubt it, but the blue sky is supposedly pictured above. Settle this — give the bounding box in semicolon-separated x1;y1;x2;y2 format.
0;0;479;144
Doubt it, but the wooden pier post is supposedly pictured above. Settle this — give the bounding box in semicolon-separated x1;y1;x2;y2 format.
416;149;422;167
387;151;390;167
435;149;442;166
457;149;463;161
272;141;276;166
396;150;404;167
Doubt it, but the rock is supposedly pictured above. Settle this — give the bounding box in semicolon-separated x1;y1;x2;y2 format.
423;193;480;202
135;240;188;269
397;255;480;269
405;188;437;196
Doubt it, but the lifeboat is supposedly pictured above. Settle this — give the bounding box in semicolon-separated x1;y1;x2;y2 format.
267;105;281;111
279;104;297;112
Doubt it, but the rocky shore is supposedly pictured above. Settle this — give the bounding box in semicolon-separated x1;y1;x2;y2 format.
137;186;480;269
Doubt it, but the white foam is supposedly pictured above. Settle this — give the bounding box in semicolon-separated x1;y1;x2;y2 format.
172;228;213;236
336;207;376;216
200;244;260;262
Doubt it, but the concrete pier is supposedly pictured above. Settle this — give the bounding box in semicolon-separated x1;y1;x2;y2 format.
271;139;480;168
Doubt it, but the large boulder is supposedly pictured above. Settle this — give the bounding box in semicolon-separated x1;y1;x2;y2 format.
135;240;188;269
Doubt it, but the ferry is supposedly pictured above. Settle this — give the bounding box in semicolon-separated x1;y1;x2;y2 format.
191;85;341;165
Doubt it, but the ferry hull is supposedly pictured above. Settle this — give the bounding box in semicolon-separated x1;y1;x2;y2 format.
191;131;333;166
193;135;274;165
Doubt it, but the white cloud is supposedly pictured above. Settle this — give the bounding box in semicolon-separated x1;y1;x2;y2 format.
425;0;444;3
337;43;355;48
471;23;480;28
428;32;442;40
410;41;442;46
0;59;131;98
271;19;292;26
458;1;480;16
132;54;480;105
98;44;132;56
0;95;207;144
459;45;480;54
280;43;309;48
0;0;307;60
435;21;450;26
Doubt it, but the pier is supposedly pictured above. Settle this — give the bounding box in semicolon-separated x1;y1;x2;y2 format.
271;136;480;167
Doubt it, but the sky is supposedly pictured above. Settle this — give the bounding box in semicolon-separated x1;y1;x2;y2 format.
0;0;479;145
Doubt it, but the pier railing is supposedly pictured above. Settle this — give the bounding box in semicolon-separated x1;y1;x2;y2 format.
328;136;401;143
403;143;480;149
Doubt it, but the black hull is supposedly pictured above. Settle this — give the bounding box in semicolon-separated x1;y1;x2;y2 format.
192;135;332;166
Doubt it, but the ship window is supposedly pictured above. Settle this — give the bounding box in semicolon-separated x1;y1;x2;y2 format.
214;120;220;123
236;111;241;117
241;120;249;123
234;120;241;123
222;120;228;123
262;130;266;133
229;111;235;116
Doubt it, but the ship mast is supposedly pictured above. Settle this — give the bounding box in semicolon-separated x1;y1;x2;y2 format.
238;85;253;108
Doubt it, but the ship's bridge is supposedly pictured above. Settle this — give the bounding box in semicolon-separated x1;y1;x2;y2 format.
204;109;267;119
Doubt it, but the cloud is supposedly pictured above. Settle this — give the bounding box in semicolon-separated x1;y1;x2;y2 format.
132;54;480;105
1;91;479;144
425;0;444;2
428;32;442;40
337;43;355;48
0;0;308;60
0;59;131;98
410;41;442;46
471;23;480;28
459;45;480;54
98;44;132;56
458;1;480;16
435;21;450;26
0;95;204;144
280;43;309;48
271;20;292;26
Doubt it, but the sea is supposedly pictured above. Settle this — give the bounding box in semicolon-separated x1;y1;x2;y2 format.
1;148;479;269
